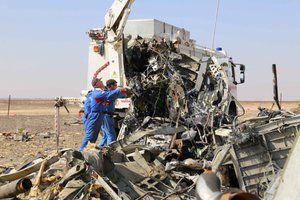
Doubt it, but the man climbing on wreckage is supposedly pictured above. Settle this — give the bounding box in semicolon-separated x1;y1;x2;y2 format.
79;77;106;151
98;79;128;147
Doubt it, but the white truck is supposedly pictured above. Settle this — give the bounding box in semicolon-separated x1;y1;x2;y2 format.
85;0;245;126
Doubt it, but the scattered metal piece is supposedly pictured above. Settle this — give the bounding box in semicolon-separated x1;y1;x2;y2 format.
92;170;122;200
111;126;185;151
0;178;32;199
0;155;59;183
29;160;47;197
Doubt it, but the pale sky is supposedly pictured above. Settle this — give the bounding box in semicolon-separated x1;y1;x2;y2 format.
0;0;299;101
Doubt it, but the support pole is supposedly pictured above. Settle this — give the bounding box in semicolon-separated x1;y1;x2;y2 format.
272;64;281;110
54;106;60;153
7;95;11;116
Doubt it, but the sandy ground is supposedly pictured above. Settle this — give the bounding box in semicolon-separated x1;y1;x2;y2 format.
0;100;84;168
0;99;299;168
239;101;300;119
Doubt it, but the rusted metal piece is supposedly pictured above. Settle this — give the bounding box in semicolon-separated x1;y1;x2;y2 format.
219;192;260;200
272;64;281;110
0;178;32;199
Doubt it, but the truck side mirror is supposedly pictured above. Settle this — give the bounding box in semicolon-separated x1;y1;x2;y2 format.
230;63;246;85
240;64;245;71
239;64;245;84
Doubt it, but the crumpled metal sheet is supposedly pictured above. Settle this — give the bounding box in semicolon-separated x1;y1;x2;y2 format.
2;34;300;199
1;109;300;199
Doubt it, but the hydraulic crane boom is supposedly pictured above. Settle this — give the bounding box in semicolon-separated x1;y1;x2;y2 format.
86;0;135;90
104;0;135;43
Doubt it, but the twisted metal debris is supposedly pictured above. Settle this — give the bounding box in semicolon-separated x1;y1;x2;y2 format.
1;35;300;199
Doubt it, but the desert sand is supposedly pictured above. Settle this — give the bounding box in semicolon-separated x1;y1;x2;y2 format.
0;99;299;167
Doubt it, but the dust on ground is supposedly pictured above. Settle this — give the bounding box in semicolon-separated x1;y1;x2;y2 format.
239;101;300;119
0;99;84;168
0;99;299;167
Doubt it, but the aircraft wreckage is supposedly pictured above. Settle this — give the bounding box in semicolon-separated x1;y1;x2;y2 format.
1;0;300;199
1;32;300;199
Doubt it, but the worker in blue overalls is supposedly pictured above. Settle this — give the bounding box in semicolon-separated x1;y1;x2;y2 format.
98;79;127;147
79;77;106;151
82;90;92;132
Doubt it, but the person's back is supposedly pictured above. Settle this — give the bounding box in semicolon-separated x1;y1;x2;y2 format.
79;78;106;151
89;89;107;112
82;91;92;132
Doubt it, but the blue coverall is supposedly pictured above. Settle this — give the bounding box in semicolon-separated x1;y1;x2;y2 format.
82;91;92;132
79;89;107;151
98;88;126;147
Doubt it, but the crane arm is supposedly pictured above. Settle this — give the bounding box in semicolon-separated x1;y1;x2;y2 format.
104;0;135;43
